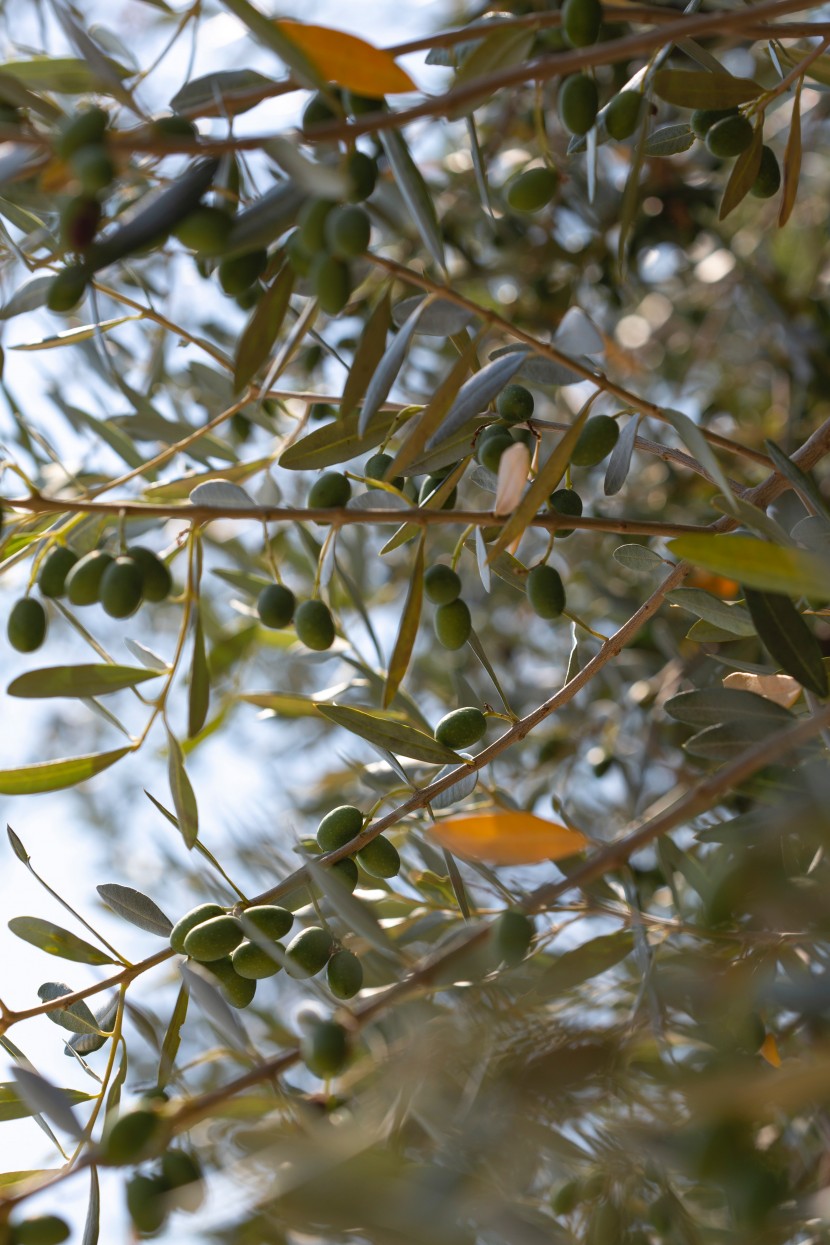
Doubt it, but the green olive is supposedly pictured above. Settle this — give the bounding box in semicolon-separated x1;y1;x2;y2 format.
169;903;225;954
345;150;378;201
505;167;558;214
301;1019;349;1078
47;266;88;312
562;0;602;47
240;904;294;940
173;205;233;255
70;144;114;193
54;106;109;159
571;415;619;467
706;114;754;158
424;564;462;605
182;914;244;962
231;939;283;979
125;1173;167;1235
7;598;47;653
325;204;371;258
285;925;334;978
38;547;78;598
605;91;643;141
356;834;400;879
125;546;173;602
66;550;114;606
308;471;352;508
257;583;296;628
312;254;352;316
295;600;336;651
548;487;583;538
99;555;143;619
527;564;566;619
691;106;738;139
559;74;599;137
317;804;364;852
101;1108;164;1165
327;949;364;999
434;707;487;750
11;1217;70;1245
434;599;472;650
218;248;268;295
494;910;535;966
751;145;781;198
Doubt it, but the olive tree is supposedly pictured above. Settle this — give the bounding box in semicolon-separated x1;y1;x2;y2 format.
0;0;830;1241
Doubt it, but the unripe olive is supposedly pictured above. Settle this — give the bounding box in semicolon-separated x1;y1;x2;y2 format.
301;1019;349;1078
605;90;643;140
298;198;336;251
497;384;534;424
308;471;351;508
125;546;172;602
312;254;352;315
495;910;535;966
751;145;781;198
562;0;602;47
331;858;359;892
303;92;340;128
99;555;143;619
285;227;312;275
65;550;113;606
152;114;199;139
204;956;257;1008
549;487;583;538
47;266;88;312
257;583;296;628
345;150;378;201
241;904;294;940
54;106;108;159
173;206;233;254
327;949;364;999
169;903;225;954
218;248;268;295
551;1179;582;1215
60;193;101;251
424;564;461;605
232;939;283;979
285;925;334;978
691;106;738;138
505;167;558;214
357;834;401;879
706;114;753;158
126;1173;167;1235
102;1108;164;1165
7;598;47;653
325;204;371;258
11;1217;70;1245
70;144;114;193
364;452;404;489
418;475;457;509
182;914;244;961
38;547;78;598
559;74;599;136
317;804;364;852
434;598;472;650
571;415;619;466
295;599;336;650
160;1150;204;1213
434;707;486;750
476;430;513;473
527;564;566;619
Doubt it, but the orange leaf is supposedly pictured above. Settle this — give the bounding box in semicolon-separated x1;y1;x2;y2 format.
427;811;587;866
759;1033;781;1068
275;21;415;95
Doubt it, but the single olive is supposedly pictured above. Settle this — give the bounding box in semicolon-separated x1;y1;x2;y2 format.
182;914;244;962
434;707;487;750
356;834;401;879
285;227;312;275
169;903;225;955
295;600;336;650
47;266;88;312
364;451;404;489
477;430;513;473
495;910;535;966
204;956;257;1008
706;114;754;158
303;92;340;128
285;925;334;978
751;145;781;198
345;149;378;201
312;254;352;315
218;248;268;295
7;598;47;653
330;857;359;892
173;205;233;254
562;0;602;47
65;550;113;605
257;583;296;628
125;1173;167;1235
301;1019;349;1078
327;949;364;999
38;547;78;598
125;546;172;602
310;401;335;420
102;1108;164;1165
152;114;199;139
308;471;352;508
605;91;643;141
240;904;294;941
317;804;364;852
159;1150;204;1213
11;1217;70;1245
99;555;143;619
434;598;472;649
418;475;457;509
571;415;619;466
298;198;337;251
551;1179;582;1215
527;564;566;619
497;383;534;424
231;939;283;979
505;167;558;214
691;106;738;139
325;204;371;258
70;144;114;193
559;74;599;136
424;564;462;605
549;487;583;538
54;106;108;159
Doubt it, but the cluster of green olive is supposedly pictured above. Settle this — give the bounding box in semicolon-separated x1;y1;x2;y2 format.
285;195;373;315
692;108;780;197
316;804;401;888
6;544;173;653
2;1217;70;1245
256;582;337;651
125;1150;204;1236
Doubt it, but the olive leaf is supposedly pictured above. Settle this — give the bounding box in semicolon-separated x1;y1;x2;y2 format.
96;884;173;937
384;536;425;709
664;687;795;727
317;704;462;764
7;664;161;699
742;587;828;698
8;917;117;966
11;1068;84;1138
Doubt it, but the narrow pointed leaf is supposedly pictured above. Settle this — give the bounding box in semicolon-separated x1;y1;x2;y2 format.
188;612;210;739
604;414;640;496
8;918;116;966
534;932;634;998
233;264;294;391
340;288;392;420
779;77;802;228
643;124;695;157
685;716;805;760
651;70;762;108
666;535;830;598
425;351;527;450
167;731;199;848
384;536;424;708
282;404;403;471
380;130;445;271
613;544;665;572
392;296;475;337
359;298;428;436
0;748;131;795
665;687;794;727
317;704;461;764
12;1068;83;1138
719;122;763;219
170;68;277;118
662;408;738;516
82;1166;100;1245
157;983;189;1088
11;316;141;352
7;664;161;700
305;857;400;959
96;884;173;937
742;587;828;697
0;1082;94;1123
668;589;755;637
765;439;830;520
385;333;478;478
37;984;100;1037
7;825;30;864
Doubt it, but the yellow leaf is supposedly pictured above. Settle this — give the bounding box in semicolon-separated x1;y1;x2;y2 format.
427;811;587;866
759;1033;781;1068
275;21;415;95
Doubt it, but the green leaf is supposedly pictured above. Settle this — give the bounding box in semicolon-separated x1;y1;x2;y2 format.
11;1068;83;1138
668;589;755;637
8;918;117;966
651;70;763;109
643;124;695;157
604;414;640;496
743;587;828;698
779;77;802;228
7;824;30;864
37;983;101;1037
96;883;173;937
0;748;131;795
157;983;188;1089
281;404;403;471
453;26;534;95
384;535;424;709
684;716;805;761
187;612;210;740
667;535;830;598
82;1166;100;1245
358;299;429;437
167;731;199;848
387;336;477;479
305;856;401;960
340;288;392;421
170;68;277;118
0;56;129;94
224;181;307;258
425;350;527;451
7;664;161;700
664;687;794;727
144;456;271;501
238;690;341;717
0;1082;94;1123
662;408;738;516
380;130;446;271
613;544;666;573
533;932;634;999
317;704;462;764
719;122;763;220
233;263;294;392
10;316;142;352
0;275;55;320
765;439;830;521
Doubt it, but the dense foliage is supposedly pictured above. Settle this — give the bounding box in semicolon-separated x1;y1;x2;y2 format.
1;1;830;1241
